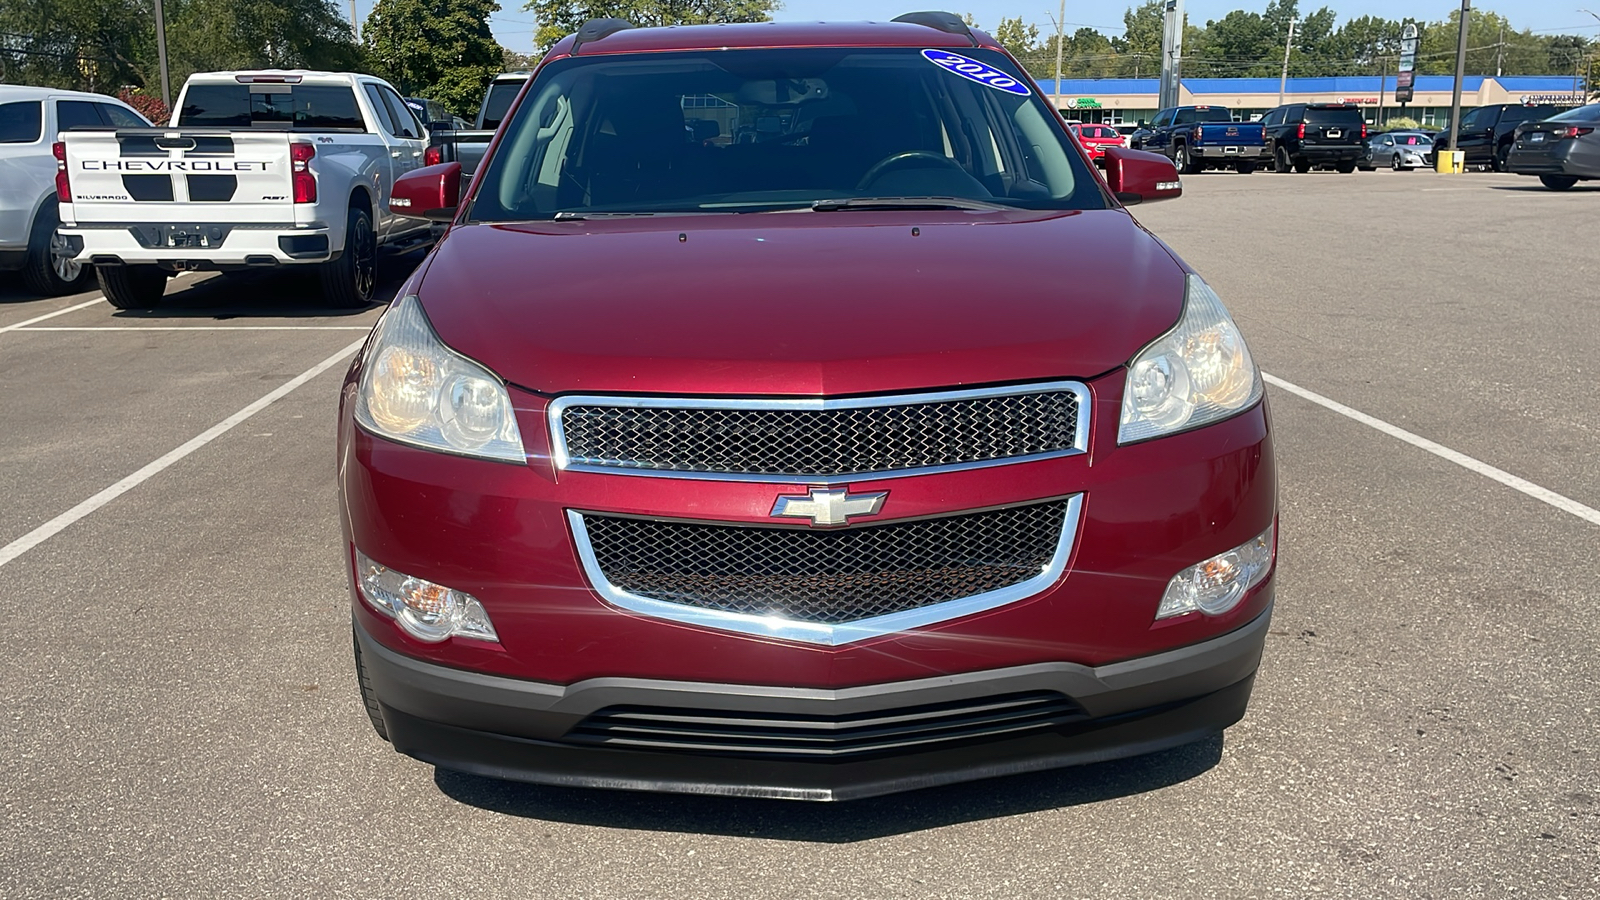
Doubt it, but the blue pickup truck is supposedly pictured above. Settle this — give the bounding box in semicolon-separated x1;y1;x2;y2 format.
1130;106;1268;174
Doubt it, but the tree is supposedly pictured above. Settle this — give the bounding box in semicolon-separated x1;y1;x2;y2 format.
993;16;1038;60
363;0;501;116
524;0;779;53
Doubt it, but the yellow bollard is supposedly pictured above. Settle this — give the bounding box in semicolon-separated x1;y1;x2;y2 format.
1435;150;1464;174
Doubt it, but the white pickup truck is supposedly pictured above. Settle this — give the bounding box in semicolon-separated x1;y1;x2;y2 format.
58;70;432;308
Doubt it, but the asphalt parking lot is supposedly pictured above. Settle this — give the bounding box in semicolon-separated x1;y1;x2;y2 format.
3;170;1596;898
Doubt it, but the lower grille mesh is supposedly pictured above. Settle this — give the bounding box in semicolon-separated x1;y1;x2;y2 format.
578;500;1068;625
564;691;1086;759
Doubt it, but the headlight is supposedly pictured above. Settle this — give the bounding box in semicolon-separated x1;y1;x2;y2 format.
354;294;525;463
1119;275;1262;443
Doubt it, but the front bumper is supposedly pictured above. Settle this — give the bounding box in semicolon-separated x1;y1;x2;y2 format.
358;603;1270;801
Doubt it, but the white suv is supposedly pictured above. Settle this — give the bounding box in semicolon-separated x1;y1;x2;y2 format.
0;86;149;295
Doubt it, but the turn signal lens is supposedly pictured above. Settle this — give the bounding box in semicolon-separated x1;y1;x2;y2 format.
53;141;70;202
1157;523;1276;619
356;550;499;643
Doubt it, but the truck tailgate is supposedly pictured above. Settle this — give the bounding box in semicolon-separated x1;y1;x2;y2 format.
1198;123;1263;145
63;129;295;224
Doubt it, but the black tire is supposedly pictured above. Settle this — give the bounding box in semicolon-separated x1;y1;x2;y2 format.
319;204;376;308
353;630;390;742
1335;161;1356;174
1540;174;1579;191
1491;146;1510;172
1392;155;1403;172
1235;162;1256;174
1174;144;1199;175
21;202;94;296
96;265;168;310
1273;145;1291;173
1293;158;1311;173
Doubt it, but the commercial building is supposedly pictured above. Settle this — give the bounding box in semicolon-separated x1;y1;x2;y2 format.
1035;75;1587;126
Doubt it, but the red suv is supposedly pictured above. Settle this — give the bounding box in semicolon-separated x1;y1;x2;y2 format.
340;13;1276;801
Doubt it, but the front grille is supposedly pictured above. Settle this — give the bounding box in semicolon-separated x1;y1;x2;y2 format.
577;500;1069;625
554;385;1084;479
564;691;1086;759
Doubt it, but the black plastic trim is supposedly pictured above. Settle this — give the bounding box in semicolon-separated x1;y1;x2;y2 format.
572;17;634;54
891;11;980;46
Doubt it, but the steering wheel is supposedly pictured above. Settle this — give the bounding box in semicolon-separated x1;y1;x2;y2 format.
855;151;966;191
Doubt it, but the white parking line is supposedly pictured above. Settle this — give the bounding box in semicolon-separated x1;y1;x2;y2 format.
0;338;365;570
19;326;373;331
0;296;104;334
1264;372;1600;527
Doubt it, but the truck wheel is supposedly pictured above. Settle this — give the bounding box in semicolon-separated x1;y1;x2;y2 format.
96;265;169;309
21;203;94;296
353;630;390;742
1175;144;1199;175
1293;157;1311;174
1235;162;1256;175
1273;145;1291;173
1491;147;1510;172
1335;161;1357;174
319;205;376;308
1539;175;1578;191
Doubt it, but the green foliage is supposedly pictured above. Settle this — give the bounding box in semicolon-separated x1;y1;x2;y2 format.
523;0;780;53
0;0;363;96
993;16;1038;58
363;0;502;117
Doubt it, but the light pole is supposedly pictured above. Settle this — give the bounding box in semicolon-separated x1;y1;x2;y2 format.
1446;0;1470;153
153;0;171;110
1052;0;1066;109
1277;19;1297;106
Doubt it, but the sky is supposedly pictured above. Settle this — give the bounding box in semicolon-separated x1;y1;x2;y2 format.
349;0;1600;57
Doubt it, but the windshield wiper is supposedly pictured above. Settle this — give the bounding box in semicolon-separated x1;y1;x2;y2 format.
809;197;1013;212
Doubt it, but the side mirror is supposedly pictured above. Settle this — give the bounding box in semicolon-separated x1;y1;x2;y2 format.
390;162;461;222
1103;147;1182;205
1137;120;1148;128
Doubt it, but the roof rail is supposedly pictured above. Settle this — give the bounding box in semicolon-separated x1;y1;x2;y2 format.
572;17;633;54
891;11;979;46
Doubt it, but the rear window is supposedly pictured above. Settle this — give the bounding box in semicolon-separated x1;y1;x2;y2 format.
1173;108;1232;125
479;81;524;129
1304;106;1363;125
0;101;43;143
178;83;366;130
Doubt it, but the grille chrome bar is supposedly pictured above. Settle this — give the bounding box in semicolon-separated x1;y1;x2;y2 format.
548;382;1091;484
568;494;1083;645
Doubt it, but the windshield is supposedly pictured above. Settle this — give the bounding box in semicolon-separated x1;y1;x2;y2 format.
470;48;1106;221
1547;104;1600;123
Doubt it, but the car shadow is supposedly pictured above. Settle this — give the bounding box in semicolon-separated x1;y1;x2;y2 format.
1488;184;1600;192
431;736;1224;841
107;242;431;320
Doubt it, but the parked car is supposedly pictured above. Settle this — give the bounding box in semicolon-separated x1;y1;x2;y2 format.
0;85;150;295
1069;122;1123;163
1358;131;1435;171
1506;103;1600;190
1260;102;1366;173
345;13;1275;802
1133;105;1266;174
420;72;531;178
58;70;434;309
1440;103;1561;171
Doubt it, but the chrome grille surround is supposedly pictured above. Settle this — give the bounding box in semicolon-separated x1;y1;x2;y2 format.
568;494;1082;645
549;382;1090;483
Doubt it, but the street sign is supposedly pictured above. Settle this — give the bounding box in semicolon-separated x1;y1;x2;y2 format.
1396;23;1419;103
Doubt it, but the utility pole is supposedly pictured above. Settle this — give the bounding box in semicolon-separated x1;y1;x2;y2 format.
1377;55;1388;129
1277;18;1297;106
350;0;360;42
1158;0;1184;109
153;0;171;111
1495;24;1503;77
1053;0;1066;110
1446;0;1470;152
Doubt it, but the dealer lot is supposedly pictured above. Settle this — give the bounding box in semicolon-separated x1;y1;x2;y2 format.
1;172;1595;897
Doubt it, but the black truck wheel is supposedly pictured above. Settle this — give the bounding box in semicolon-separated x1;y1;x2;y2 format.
1273;145;1291;173
1335;160;1357;174
1174;144;1200;175
319;204;376;309
1235;161;1256;174
96;265;169;309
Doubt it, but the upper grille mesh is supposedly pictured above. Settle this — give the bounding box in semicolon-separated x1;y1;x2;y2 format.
557;388;1081;478
579;500;1068;625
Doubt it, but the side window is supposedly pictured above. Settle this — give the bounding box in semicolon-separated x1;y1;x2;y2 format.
363;84;399;135
1458;109;1482;131
1172;109;1194;126
1382;136;1394;145
0;101;44;143
57;100;104;130
1261;109;1280;127
1286;106;1304;124
1152;109;1172;128
379;88;423;139
98;103;147;127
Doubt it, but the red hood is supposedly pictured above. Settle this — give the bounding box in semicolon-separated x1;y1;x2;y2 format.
417;209;1185;397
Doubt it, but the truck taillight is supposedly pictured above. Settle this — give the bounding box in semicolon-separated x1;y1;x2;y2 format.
1361;123;1368;139
53;141;70;202
424;144;442;167
1192;126;1202;141
1260;125;1267;141
1296;123;1306;140
290;142;316;204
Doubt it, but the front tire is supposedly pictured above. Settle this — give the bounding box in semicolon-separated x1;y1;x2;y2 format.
319;204;376;308
1540;174;1578;191
353;630;390;742
96;265;169;309
21;203;94;296
1392;155;1403;172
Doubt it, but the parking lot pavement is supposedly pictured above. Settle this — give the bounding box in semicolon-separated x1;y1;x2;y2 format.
2;174;1596;898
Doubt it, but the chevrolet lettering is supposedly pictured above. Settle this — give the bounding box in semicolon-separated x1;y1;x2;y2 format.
79;159;272;172
344;13;1274;802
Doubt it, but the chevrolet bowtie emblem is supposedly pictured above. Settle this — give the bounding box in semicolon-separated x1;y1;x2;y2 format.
770;488;887;527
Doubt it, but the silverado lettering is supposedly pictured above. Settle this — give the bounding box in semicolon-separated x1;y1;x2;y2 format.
80;160;272;172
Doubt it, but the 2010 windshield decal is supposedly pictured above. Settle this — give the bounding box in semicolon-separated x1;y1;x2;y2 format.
921;50;1030;95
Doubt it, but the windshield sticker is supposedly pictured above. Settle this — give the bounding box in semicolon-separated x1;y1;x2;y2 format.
921;50;1030;95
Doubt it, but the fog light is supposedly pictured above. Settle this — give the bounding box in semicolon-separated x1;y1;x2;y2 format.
1156;522;1275;620
355;550;498;643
